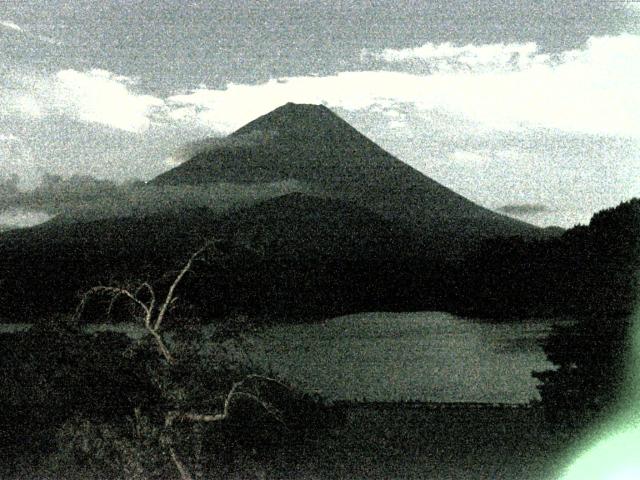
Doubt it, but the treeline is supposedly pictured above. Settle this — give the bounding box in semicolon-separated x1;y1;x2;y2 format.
128;198;640;322
446;198;639;319
0;198;637;324
523;199;638;428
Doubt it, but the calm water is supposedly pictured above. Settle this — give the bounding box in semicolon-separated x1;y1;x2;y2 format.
0;312;567;404
246;311;566;404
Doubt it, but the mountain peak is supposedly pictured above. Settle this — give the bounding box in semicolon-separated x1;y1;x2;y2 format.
152;103;542;241
231;102;342;137
271;102;333;117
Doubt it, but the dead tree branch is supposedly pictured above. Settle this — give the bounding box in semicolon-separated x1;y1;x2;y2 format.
75;240;290;480
167;445;194;480
165;374;290;429
154;243;211;332
75;242;216;364
162;374;290;480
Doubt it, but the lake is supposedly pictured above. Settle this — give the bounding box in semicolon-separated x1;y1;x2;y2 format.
245;311;566;404
0;311;568;404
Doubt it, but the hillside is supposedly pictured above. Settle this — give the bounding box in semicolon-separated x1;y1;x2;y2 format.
1;103;592;323
216;192;421;257
153;103;543;243
0;193;425;321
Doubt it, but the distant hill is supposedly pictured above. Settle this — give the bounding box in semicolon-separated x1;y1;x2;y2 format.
153;103;544;244
0;195;635;323
1;103;585;323
216;192;421;257
0;193;426;321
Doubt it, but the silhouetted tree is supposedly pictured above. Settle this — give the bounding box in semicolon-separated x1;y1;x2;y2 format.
533;199;640;428
73;242;310;479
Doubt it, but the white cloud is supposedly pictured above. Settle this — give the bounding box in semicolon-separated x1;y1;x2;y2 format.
4;35;637;138
364;41;542;73
0;20;22;32
52;69;165;132
627;1;640;11
0;208;52;229
449;150;491;165
14;95;43;117
167;34;640;138
1;69;165;133
387;119;407;130
0;18;61;44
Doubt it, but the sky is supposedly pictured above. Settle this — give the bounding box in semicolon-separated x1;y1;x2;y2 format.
0;0;639;227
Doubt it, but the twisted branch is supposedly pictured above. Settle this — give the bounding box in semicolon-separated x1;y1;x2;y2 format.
162;374;290;479
75;241;288;480
165;374;290;428
75;242;216;364
154;243;212;332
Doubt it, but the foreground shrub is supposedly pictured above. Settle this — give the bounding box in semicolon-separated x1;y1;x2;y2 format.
2;244;336;479
0;316;155;460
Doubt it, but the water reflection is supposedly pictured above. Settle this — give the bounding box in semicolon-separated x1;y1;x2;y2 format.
247;311;563;403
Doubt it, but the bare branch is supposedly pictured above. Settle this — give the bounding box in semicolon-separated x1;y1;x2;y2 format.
166;443;194;480
165;411;225;426
227;391;287;426
133;407;142;439
244;373;293;392
98;286;150;316
106;292;121;317
148;327;175;364
168;446;194;480
76;241;220;365
162;377;290;479
135;282;156;311
164;374;289;429
135;282;156;328
75;285;151;322
154;242;214;331
223;379;246;418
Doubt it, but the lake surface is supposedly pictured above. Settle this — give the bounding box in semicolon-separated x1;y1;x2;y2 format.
245;311;566;404
0;312;568;404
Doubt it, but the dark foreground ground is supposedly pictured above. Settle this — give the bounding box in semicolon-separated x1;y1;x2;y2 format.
252;403;572;480
12;403;573;480
4;403;578;480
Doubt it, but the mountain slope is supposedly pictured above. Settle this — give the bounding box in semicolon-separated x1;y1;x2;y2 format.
153;103;543;241
0;193;424;321
216;192;421;258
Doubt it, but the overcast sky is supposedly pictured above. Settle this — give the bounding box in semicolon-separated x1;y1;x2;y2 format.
1;0;639;227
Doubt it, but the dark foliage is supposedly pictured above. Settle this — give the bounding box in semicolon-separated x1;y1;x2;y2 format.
0;198;637;324
0;317;158;465
532;316;632;428
530;200;639;428
449;198;639;319
0;315;335;478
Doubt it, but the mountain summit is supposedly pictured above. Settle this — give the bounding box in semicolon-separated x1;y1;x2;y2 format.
153;103;542;242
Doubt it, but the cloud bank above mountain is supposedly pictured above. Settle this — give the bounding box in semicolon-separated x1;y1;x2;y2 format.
5;35;637;138
1;69;165;133
166;34;640;138
0;1;637;228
